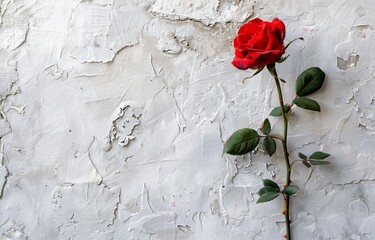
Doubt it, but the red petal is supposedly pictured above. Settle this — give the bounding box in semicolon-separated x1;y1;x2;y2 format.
236;33;254;47
238;18;264;35
232;57;258;70
272;18;286;43
265;33;278;51
234;49;246;58
248;48;284;65
253;29;269;49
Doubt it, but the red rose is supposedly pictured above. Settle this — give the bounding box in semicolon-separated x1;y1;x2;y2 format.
232;18;286;70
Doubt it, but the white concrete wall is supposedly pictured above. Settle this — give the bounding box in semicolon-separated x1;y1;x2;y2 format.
0;0;374;239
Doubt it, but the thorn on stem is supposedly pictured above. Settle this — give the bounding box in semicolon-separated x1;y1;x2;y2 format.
282;210;286;215
284;234;288;238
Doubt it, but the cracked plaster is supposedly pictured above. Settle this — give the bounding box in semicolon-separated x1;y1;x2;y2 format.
0;0;374;239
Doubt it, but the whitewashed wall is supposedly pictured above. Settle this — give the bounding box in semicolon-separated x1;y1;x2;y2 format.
0;0;374;239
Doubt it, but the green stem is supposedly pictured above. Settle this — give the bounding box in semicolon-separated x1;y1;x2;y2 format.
272;67;292;240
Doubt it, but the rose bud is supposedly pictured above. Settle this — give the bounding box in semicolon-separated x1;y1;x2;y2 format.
232;18;286;70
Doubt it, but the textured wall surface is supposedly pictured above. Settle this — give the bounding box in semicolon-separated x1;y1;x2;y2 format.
0;0;374;239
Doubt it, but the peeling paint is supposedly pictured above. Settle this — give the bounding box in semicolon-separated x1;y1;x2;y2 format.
104;102;142;151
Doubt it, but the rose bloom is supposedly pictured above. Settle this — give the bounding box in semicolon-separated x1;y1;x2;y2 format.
232;18;286;70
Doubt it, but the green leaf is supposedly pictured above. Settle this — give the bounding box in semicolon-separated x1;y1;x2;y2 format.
295;67;325;97
302;160;311;168
281;185;299;195
224;129;260;155
243;66;265;83
310;151;331;160
257;192;279;204
263;179;279;190
277;55;290;63
260;118;271;135
309;160;330;165
262;137;277;157
285;37;304;50
258;186;279;196
251;66;265;76
298;152;307;160
293;97;321;112
270;105;290;116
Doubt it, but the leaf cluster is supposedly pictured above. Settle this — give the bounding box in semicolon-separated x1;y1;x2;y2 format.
299;151;331;168
260;119;277;156
223;63;330;209
223;118;279;156
293;67;325;112
257;179;299;204
269;67;326;115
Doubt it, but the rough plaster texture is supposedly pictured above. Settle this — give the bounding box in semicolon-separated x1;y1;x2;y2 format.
0;0;374;239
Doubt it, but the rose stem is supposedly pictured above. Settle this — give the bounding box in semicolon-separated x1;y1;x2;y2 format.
271;66;292;240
